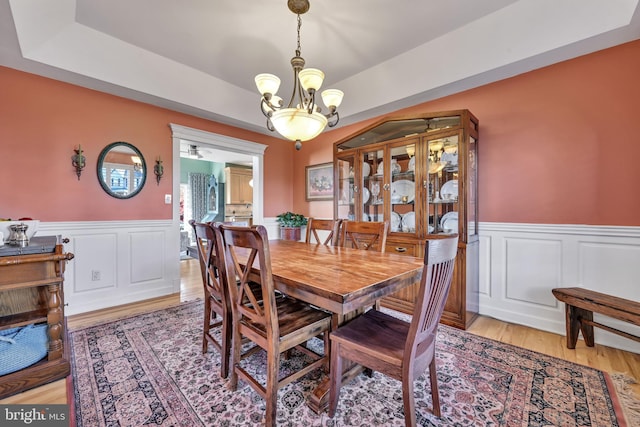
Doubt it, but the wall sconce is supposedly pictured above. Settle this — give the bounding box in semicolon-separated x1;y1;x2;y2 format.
154;156;164;185
71;145;86;180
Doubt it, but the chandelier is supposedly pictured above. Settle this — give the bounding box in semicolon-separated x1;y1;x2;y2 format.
255;0;344;150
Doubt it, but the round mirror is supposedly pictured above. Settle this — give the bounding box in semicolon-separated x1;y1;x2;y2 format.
97;142;147;199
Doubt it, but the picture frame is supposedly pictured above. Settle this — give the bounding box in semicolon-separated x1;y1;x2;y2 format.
305;162;334;201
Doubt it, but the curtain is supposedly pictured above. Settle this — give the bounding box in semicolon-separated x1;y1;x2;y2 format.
189;172;209;223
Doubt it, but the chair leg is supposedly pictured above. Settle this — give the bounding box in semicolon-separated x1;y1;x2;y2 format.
402;374;417;427
428;358;441;417
328;340;342;418
265;348;280;427
220;310;231;379
227;321;241;391
202;298;211;354
323;332;330;374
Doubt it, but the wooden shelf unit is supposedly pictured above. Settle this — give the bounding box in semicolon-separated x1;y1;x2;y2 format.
0;236;74;399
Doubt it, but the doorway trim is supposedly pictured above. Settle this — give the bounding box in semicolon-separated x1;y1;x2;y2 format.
169;123;268;236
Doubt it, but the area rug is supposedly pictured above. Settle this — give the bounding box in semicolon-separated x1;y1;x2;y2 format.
70;301;637;426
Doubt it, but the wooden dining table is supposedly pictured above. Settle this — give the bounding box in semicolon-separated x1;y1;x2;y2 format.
242;239;424;413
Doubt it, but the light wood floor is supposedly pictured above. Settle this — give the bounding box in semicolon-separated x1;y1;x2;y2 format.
2;258;638;405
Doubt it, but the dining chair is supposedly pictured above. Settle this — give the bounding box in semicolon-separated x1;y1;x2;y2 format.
338;220;389;311
305;218;342;245
338;220;389;252
328;234;459;426
190;220;233;378
222;221;249;227
214;223;332;427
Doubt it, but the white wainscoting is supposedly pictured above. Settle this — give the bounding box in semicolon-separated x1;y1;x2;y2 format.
478;222;640;353
39;220;180;316
38;219;639;353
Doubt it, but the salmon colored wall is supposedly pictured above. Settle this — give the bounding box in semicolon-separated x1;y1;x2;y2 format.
0;66;294;221
295;39;640;226
4;38;640;225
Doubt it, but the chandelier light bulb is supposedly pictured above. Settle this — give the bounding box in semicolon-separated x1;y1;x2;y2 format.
270;95;284;109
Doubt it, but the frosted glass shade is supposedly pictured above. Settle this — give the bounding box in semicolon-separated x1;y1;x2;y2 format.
405;145;415;157
271;108;328;142
255;73;281;95
321;89;344;108
429;141;444;151
298;68;324;91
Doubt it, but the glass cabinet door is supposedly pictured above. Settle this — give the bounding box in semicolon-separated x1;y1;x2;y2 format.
425;131;460;236
389;138;418;234
335;154;355;221
363;148;384;222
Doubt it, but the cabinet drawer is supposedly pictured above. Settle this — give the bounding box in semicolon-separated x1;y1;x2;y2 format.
385;241;421;257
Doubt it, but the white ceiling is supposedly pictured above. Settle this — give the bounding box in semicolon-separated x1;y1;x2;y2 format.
179;141;253;165
2;0;640;144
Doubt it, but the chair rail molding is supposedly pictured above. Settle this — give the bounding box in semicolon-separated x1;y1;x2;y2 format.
478;221;640;353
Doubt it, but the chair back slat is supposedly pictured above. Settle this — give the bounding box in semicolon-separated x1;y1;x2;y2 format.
339;221;388;252
215;224;279;339
191;220;227;306
306;218;342;246
406;235;458;369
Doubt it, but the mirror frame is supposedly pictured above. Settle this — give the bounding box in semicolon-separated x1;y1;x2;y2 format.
97;141;147;199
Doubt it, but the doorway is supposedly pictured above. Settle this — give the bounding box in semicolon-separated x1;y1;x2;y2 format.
170;124;268;258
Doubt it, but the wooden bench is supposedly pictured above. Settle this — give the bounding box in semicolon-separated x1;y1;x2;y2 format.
552;287;640;349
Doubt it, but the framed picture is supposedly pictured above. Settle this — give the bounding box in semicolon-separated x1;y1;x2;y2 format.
305;162;334;201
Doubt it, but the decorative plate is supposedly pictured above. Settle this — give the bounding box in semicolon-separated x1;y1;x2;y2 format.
362;187;370;204
440;211;458;231
442;216;458;233
377;161;384;175
391;212;401;232
401;212;416;233
390;180;415;203
440;179;458;200
408;156;415;172
362;162;371;177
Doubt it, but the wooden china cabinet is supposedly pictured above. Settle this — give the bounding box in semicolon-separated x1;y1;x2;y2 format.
333;110;479;329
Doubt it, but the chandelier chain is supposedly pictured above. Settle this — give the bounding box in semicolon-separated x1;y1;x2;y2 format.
296;14;302;56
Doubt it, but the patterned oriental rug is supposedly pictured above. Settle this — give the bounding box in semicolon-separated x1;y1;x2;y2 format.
70;301;638;427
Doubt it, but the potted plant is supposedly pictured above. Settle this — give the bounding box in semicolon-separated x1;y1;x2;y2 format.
276;212;308;241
